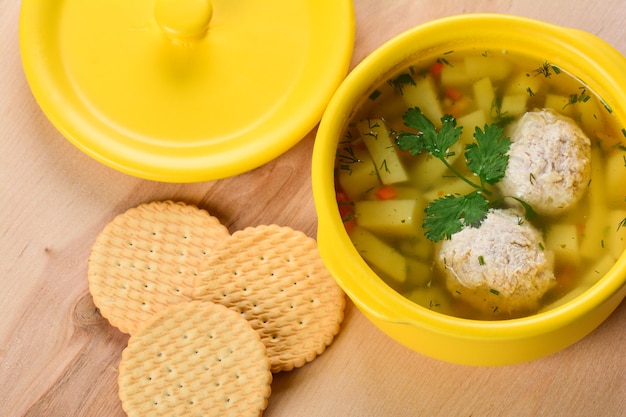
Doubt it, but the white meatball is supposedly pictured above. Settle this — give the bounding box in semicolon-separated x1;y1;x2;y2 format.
437;209;555;315
498;109;591;216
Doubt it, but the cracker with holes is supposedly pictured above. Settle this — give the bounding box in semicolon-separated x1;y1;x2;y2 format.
192;225;345;373
118;300;272;417
88;200;230;334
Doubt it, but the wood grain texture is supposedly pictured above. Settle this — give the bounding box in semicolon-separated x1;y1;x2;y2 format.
1;1;625;416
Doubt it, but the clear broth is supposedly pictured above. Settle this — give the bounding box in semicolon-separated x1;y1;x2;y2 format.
335;49;626;320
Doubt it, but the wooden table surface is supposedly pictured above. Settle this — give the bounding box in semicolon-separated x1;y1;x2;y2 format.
2;1;625;416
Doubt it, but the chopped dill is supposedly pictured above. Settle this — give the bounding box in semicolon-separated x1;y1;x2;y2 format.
436;50;455;67
491;97;515;127
379;159;390;173
439;57;452;67
600;99;613;113
533;61;561;78
533;61;552;78
369;89;382;101
336;146;360;165
387;73;416;95
564;87;591;108
362;119;381;138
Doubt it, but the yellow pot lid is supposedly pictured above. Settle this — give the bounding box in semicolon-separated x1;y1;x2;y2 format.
19;0;355;182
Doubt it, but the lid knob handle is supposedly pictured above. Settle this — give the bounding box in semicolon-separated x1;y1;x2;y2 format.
155;0;213;43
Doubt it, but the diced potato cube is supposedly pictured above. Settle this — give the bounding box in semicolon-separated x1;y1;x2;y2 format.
440;55;512;87
378;94;414;128
543;94;575;117
404;284;453;314
457;109;487;145
472;77;496;122
604;149;626;209
545;223;580;265
404;258;433;288
504;72;543;96
402;75;444;126
357;119;409;185
464;55;512;81
440;61;473;87
588;146;607;206
408;149;461;191
579;208;610;261
499;94;528;117
578;147;609;259
337;142;380;201
354;199;424;237
349;225;407;284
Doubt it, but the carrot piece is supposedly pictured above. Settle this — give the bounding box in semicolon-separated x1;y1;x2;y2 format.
336;191;356;234
431;61;444;77
375;185;398;200
444;86;463;101
446;96;472;118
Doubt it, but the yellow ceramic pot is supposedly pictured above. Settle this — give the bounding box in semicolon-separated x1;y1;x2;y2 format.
312;14;626;366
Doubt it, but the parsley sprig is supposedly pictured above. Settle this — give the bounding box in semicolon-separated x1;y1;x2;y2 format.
396;107;516;242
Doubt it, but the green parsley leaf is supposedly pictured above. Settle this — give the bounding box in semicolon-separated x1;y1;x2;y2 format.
436;115;464;157
395;131;425;156
398;107;463;159
423;192;489;242
395;107;532;242
465;124;511;185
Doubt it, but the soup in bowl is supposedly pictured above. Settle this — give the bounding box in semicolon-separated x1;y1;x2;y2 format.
312;14;626;365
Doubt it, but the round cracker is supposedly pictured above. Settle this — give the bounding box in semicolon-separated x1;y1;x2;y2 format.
88;200;230;334
192;225;345;372
118;300;272;417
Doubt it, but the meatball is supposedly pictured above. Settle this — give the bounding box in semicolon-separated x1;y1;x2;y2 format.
437;209;555;315
497;109;591;216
